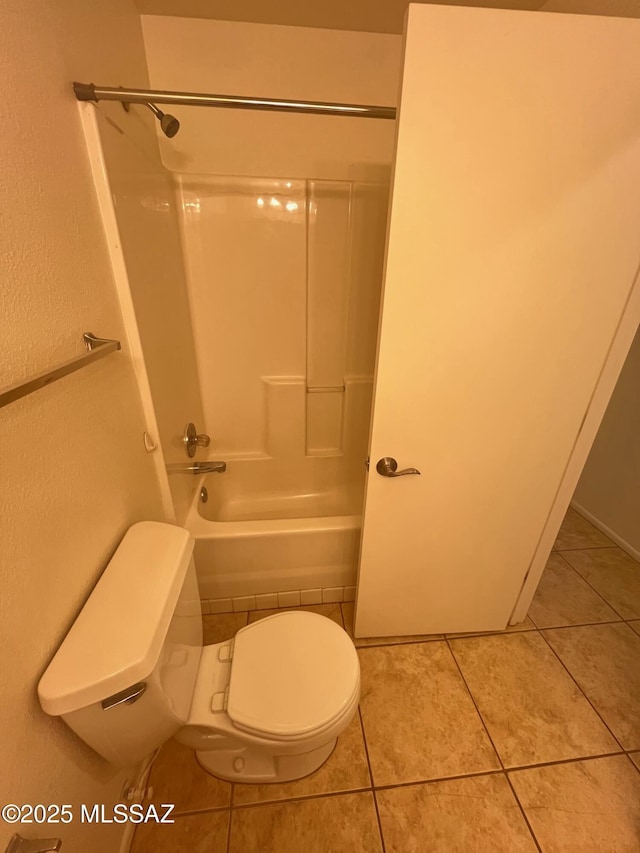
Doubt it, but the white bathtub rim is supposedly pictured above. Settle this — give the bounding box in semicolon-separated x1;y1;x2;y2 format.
186;503;362;538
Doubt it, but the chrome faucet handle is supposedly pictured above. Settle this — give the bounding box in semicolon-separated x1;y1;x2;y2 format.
5;835;62;853
183;423;211;457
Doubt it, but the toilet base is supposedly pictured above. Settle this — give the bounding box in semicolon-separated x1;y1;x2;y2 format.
196;737;336;784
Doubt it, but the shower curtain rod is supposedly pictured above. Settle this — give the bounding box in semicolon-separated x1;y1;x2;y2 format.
73;82;397;120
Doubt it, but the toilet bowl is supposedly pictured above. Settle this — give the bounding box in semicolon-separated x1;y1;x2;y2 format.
179;611;360;782
37;522;360;784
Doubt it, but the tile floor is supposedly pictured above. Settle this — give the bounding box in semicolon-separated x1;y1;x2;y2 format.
132;508;640;852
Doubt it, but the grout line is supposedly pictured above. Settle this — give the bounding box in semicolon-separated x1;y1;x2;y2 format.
554;545;618;552
355;627;543;650
529;617;625;632
357;707;386;853
537;620;633;634
555;551;628;620
226;783;234;853
505;749;629;774
537;629;625;751
171;804;233;818
369;749;629;793
627;754;640;776
371;790;387;853
355;636;445;650
442;635;549;847
207;754;627;814
503;772;543;853
373;768;506;792
445;627;546;640
444;638;505;771
231;786;372;811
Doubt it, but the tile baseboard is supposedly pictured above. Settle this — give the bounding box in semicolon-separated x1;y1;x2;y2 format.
203;585;354;614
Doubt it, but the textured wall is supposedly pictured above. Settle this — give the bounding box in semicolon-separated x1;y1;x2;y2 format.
0;2;166;850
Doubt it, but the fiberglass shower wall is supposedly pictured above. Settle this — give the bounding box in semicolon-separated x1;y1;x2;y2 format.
141;16;401;508
175;175;388;503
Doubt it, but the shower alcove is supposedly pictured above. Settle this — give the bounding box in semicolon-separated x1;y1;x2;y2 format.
80;7;640;634
179;174;389;606
80;18;398;612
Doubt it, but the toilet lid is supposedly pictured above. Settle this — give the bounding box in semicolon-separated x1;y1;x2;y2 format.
227;611;360;740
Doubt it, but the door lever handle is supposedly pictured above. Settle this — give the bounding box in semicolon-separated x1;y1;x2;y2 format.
376;457;421;477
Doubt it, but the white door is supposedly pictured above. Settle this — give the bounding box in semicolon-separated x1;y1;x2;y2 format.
355;4;640;637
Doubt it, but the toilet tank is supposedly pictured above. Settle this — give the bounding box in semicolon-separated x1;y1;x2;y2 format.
38;522;203;767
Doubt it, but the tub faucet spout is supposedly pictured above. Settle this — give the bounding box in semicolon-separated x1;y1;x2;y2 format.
197;461;227;474
166;461;227;475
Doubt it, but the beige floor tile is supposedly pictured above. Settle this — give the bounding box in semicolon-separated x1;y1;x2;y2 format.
147;738;231;814
561;547;640;619
248;603;344;626
629;752;640;771
629;620;640;636
528;552;620;628
229;791;382;852
554;507;614;550
203;611;248;645
451;632;617;767
543;623;640;749
233;714;370;805
131;809;229;853
377;773;537;853
509;755;640;853
342;601;443;646
359;642;499;785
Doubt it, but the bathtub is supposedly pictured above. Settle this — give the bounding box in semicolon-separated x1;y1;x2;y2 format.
184;458;363;611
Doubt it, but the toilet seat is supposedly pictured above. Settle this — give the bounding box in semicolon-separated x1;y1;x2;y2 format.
227;611;360;742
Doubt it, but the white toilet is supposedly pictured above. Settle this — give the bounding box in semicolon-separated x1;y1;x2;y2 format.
38;522;360;783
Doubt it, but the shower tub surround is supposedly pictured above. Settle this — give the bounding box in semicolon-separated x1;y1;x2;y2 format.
177;173;388;609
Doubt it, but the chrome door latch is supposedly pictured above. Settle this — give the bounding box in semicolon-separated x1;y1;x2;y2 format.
375;457;421;477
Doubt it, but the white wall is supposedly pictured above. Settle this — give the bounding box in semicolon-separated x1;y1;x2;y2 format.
541;1;640;554
573;327;640;556
141;16;401;182
0;2;166;850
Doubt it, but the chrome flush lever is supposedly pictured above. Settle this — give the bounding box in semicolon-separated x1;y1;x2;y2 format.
101;682;147;711
375;457;421;477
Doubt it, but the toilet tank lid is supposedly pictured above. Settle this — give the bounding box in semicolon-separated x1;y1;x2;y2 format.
38;522;194;717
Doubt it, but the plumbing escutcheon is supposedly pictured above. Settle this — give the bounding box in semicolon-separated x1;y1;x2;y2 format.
183;423;211;458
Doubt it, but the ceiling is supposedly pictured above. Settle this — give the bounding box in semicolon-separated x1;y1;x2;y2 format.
133;0;549;35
